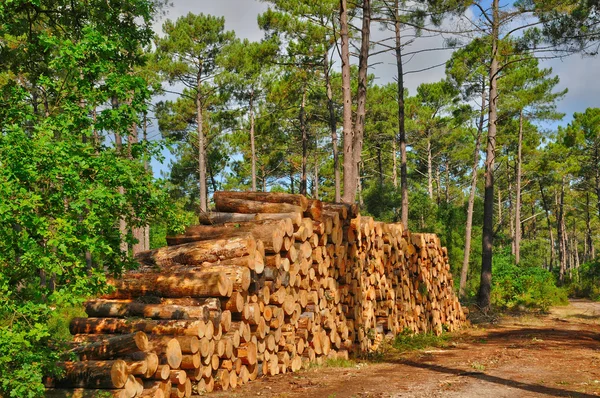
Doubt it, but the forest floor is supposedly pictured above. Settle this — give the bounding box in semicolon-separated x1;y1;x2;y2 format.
210;299;600;397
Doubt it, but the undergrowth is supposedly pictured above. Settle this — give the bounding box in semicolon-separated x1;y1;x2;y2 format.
392;329;451;352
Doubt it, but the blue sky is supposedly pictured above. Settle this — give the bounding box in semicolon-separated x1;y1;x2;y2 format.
149;0;600;176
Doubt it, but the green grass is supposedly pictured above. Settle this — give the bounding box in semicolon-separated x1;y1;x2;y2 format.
392;329;451;352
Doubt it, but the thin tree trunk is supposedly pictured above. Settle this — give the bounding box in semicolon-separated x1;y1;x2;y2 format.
459;86;485;298
324;52;340;202
539;181;555;271
377;144;384;187
427;137;434;200
392;0;408;229
586;192;594;260
515;110;523;264
509;160;515;256
557;180;566;283
300;86;308;196
340;0;354;203
112;96;128;254
596;144;600;219
392;139;398;188
314;157;319;200
478;0;499;311
445;157;450;204
250;90;257;192
197;69;207;212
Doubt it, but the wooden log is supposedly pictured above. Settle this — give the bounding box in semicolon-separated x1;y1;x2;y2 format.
213;191;309;211
170;264;251;292
104;271;232;299
127;352;158;379
167;220;285;254
148;336;198;355
46;360;129;389
147;338;182;369
305;199;323;221
84;300;211;321
214;195;303;214
70;332;148;361
70;318;210;337
134;234;256;268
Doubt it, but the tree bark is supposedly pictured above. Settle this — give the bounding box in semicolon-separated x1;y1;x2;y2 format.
300;85;308;195
250;89;257;191
556;180;566;283
349;0;371;204
478;0;499;312
324;52;341;203
515;110;523;264
427;136;434;200
393;0;408;229
459;84;485;298
197;67;207;212
539;181;555;271
340;0;354;203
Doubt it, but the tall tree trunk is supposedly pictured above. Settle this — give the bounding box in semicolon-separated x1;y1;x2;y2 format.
377;144;384;187
392;139;398;188
539;181;555;271
508;160;515;256
445;157;450;204
143;112;150;251
515;110;523;264
459;85;485;298
314;156;319;200
427;136;434;200
112;96;128;254
557;180;566;283
250;90;257;192
595;144;600;219
197;70;207;212
586;192;595;260
300;86;308;196
392;0;408;229
340;0;354;203
478;0;499;311
324;52;340;202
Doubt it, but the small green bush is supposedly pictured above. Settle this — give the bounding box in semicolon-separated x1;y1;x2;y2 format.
491;251;568;311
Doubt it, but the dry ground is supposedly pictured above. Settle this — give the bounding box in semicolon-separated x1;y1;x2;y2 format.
210;299;600;397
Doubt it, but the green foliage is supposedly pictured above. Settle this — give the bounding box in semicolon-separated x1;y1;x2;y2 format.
566;259;600;301
392;329;450;352
490;251;568;311
0;0;173;395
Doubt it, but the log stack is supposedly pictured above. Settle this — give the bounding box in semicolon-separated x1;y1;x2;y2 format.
46;191;466;397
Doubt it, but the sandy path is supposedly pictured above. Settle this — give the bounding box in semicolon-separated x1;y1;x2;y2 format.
210;300;600;397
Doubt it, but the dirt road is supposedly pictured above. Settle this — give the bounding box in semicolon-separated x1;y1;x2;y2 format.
210;300;600;397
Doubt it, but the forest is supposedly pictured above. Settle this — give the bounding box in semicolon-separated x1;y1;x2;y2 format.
1;0;600;396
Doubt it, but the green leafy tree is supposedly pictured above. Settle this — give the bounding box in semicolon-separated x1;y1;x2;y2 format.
154;13;235;212
0;0;172;395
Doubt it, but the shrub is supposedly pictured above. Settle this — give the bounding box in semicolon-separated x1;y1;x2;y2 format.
491;251;568;311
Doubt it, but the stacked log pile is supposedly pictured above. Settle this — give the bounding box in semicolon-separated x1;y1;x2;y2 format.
46;191;466;397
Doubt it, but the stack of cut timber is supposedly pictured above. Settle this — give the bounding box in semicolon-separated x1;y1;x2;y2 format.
47;191;466;397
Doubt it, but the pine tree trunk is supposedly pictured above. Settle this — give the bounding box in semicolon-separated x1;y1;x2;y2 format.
459;85;485;298
324;52;340;203
515;110;523;264
427;137;434;201
392;139;398;188
350;0;371;204
250;90;257;192
509;160;515;256
586;192;595;261
300;86;308;196
557;179;566;283
478;0;499;312
340;0;354;203
539;181;555;271
197;68;207;212
393;0;408;229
